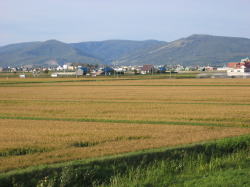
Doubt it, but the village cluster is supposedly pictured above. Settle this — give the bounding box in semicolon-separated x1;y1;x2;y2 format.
1;57;250;78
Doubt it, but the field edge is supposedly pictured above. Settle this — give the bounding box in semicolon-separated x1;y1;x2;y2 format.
0;134;249;186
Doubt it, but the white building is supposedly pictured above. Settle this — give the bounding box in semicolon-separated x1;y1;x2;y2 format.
63;64;68;70
19;74;25;78
227;66;250;77
217;67;231;71
51;73;58;77
56;66;63;71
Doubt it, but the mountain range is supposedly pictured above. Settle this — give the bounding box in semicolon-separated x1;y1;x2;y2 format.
1;34;250;66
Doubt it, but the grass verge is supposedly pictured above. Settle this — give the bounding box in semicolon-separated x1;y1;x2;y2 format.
99;144;250;187
0;135;249;187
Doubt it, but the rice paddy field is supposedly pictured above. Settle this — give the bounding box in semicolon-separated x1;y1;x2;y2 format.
0;77;250;186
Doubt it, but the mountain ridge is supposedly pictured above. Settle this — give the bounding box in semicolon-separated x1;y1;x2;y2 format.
115;34;250;65
1;34;250;66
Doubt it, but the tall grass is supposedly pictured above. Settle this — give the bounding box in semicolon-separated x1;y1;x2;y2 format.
100;148;249;187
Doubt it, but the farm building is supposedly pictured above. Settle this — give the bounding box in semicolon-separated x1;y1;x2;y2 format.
227;58;250;77
102;67;114;75
76;67;89;76
158;66;167;73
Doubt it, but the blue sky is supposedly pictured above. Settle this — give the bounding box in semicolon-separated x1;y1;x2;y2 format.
0;0;250;45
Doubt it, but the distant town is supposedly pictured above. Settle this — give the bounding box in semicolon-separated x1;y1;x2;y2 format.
1;57;250;78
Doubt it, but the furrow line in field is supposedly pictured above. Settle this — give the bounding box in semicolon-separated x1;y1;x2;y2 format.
0;115;247;128
1;99;250;106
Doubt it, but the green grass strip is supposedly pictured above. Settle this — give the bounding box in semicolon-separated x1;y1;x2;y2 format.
1;99;250;106
1;84;250;87
0;134;249;186
0;76;186;85
0;115;247;128
0;74;198;85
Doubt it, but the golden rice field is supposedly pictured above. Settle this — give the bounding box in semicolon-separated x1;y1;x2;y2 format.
0;77;250;172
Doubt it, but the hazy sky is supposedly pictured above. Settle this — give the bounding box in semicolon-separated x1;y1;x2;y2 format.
1;0;250;45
